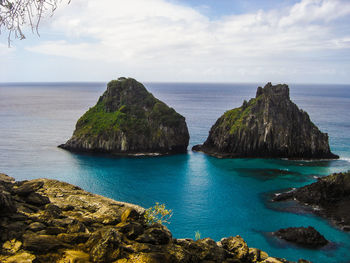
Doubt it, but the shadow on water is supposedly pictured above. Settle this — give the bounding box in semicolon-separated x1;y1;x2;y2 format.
203;154;336;184
263;195;316;217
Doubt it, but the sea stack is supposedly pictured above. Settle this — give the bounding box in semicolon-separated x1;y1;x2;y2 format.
59;77;189;155
193;83;338;159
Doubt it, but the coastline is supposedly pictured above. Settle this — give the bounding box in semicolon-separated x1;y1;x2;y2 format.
1;82;350;263
272;171;350;232
0;173;308;263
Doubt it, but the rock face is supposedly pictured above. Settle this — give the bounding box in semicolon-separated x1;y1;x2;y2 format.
0;173;310;263
59;77;189;155
273;171;350;231
193;83;338;159
274;227;328;248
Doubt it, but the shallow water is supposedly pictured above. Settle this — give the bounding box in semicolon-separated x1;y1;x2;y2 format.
1;82;350;262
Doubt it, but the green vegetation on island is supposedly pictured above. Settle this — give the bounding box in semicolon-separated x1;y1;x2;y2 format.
59;78;189;155
220;97;261;134
193;83;339;159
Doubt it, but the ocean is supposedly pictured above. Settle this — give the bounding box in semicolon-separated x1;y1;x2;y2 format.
1;82;350;262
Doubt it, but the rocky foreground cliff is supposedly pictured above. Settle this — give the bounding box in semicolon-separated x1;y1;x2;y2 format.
0;173;311;263
273;171;350;232
193;83;338;159
59;77;189;156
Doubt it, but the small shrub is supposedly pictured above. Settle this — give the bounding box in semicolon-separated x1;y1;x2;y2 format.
144;202;173;225
195;231;201;241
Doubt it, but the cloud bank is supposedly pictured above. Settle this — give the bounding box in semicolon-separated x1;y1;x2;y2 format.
23;0;350;82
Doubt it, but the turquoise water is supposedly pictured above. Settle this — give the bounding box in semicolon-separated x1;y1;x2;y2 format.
1;82;350;262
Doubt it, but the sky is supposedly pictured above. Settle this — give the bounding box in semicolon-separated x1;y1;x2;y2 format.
1;0;350;83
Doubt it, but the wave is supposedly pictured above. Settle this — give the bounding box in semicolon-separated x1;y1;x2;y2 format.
340;157;350;163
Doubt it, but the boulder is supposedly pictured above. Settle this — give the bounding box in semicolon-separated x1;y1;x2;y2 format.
58;250;90;263
85;228;122;263
24;192;50;206
14;181;44;196
117;222;144;240
23;234;66;252
1;252;36;263
218;235;249;261
2;239;22;254
28;222;46;232
274;227;328;248
135;224;172;245
0;191;16;214
0;173;15;184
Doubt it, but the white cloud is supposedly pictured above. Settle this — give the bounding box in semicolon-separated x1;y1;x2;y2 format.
279;0;350;26
24;0;350;82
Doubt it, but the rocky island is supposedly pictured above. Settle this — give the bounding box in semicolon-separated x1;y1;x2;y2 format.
193;83;338;159
59;77;189;156
273;227;328;249
0;173;310;263
273;171;350;231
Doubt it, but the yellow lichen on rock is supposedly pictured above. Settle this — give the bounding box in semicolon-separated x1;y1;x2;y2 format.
119;253;170;263
3;252;36;263
262;257;285;263
58;250;91;263
2;239;22;254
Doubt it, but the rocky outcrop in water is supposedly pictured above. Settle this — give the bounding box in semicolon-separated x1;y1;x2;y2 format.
59;77;189;156
0;173;310;263
273;171;350;231
274;227;328;248
193;83;338;159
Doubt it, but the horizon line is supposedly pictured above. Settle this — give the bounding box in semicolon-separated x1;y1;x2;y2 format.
1;80;350;86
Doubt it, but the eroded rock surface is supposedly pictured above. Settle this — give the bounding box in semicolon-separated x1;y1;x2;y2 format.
59;77;189;156
0;173;310;263
193;83;338;159
273;171;350;231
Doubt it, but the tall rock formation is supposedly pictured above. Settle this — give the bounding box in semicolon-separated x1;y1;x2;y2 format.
59;78;189;155
193;83;338;159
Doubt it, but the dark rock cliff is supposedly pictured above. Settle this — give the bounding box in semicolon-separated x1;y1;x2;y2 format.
59;77;189;156
193;83;338;159
273;171;350;231
0;173;310;263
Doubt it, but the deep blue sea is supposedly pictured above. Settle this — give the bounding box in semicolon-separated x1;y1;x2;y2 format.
1;82;350;262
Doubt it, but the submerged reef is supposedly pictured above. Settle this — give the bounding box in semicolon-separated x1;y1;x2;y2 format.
59;77;189;156
193;83;338;159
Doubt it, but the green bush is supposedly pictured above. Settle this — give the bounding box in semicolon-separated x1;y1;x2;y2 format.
195;231;201;241
144;202;173;225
